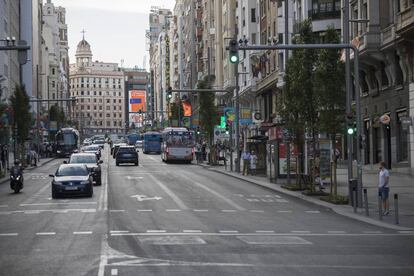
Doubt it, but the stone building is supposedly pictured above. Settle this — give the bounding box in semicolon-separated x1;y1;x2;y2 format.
69;37;124;135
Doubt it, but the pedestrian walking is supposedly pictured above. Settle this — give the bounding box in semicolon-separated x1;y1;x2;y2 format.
249;150;258;175
241;150;251;176
378;161;390;215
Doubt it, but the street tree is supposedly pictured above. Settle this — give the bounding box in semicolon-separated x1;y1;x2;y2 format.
197;75;219;144
281;19;318;189
314;27;345;198
10;85;32;160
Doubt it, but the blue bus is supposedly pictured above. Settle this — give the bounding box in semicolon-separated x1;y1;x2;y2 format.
55;128;80;157
143;132;161;154
126;133;142;146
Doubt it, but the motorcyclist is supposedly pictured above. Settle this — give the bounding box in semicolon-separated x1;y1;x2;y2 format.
10;159;24;183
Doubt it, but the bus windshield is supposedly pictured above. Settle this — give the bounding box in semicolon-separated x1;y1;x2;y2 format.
57;133;77;145
165;131;195;147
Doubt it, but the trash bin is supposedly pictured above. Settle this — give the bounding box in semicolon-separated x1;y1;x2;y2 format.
348;179;359;207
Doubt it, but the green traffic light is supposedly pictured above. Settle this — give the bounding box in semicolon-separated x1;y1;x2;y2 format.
230;55;239;63
347;128;354;135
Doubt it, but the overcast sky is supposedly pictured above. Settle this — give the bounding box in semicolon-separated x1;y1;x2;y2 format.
52;0;175;70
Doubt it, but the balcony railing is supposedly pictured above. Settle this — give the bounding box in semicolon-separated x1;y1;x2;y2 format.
308;9;341;20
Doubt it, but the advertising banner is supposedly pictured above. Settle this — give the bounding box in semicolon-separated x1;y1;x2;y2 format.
129;90;146;113
182;101;192;117
240;108;252;125
224;107;235;124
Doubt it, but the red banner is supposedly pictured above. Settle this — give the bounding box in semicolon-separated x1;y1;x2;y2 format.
182;101;192;117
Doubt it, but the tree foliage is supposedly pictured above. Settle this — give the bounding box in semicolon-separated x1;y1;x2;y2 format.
197;75;219;143
169;101;184;123
10;85;32;145
49;104;65;128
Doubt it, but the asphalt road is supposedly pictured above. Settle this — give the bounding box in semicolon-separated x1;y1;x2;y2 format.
0;146;413;276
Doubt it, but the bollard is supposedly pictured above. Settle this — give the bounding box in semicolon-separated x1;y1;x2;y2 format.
378;195;383;221
394;194;399;225
363;188;369;216
352;187;357;213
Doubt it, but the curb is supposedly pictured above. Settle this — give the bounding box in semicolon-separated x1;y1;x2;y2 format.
0;158;57;185
201;164;413;231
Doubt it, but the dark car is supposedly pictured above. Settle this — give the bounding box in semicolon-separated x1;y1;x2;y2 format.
68;153;103;185
112;143;127;158
49;164;93;198
81;145;101;160
116;146;139;166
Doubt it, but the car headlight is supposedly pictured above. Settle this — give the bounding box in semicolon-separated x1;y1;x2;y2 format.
80;181;90;185
57;150;61;153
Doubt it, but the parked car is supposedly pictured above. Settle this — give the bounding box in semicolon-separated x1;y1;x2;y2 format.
81;145;101;160
49;164;93;198
116;146;139;166
68;153;103;185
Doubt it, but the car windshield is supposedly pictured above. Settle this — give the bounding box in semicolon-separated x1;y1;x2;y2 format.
84;146;99;151
118;148;136;153
70;155;96;163
93;140;104;144
56;166;88;176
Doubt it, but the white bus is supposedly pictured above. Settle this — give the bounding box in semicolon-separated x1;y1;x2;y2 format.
160;127;195;163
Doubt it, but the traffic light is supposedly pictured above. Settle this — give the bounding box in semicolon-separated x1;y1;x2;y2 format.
225;124;230;135
167;86;172;101
196;127;201;135
228;39;239;64
347;121;356;135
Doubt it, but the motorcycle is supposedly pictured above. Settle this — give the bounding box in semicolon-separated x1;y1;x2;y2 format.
10;168;24;193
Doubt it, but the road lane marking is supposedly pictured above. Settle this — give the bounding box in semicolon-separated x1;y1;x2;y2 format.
111;269;118;276
255;231;275;233
219;230;239;233
327;231;346;234
20;202;97;206
107;232;414;237
137;209;152;212
238;235;313;245
305;210;321;214
291;231;311;234
399;231;414;234
74;231;93;235
0;233;18;236
147;230;167;233
250;210;264;213
109;210;125;212
278;210;292;213
166;209;181;212
180;174;246;211
183;230;202;233
81;209;96;213
24;210;41;214
363;231;383;234
222;210;237;213
148;174;189;210
36;232;56;236
138;236;207;245
110;230;129;234
193;209;208;212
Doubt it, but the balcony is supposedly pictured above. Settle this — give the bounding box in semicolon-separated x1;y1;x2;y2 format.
308;9;340;21
396;4;414;38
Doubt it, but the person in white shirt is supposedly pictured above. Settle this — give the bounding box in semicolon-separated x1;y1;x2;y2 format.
249;150;258;175
378;161;390;215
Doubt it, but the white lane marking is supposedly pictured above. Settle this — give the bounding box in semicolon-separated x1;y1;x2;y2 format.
278;210;292;213
238;235;313;245
52;210;69;213
327;231;346;234
73;231;93;235
24;210;41;214
166;209;181;212
0;233;19;236
183;230;202;233
219;230;239;233
137;209;152;212
20;202;97;206
291;231;311;234
111;269;118;276
110;230;129;234
148;174;189;210
246;198;260;202
98;148;109;211
222;210;237;213
399;231;414;234
363;231;383;234
305;210;321;214
108;232;414;237
126;176;144;180
180;174;246;211
250;210;264;213
36;232;56;236
109;210;125;212
193;209;208;212
131;195;163;202
255;231;275;233
81;209;96;213
147;230;167;233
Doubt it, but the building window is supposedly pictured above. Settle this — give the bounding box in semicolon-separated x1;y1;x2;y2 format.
106;99;110;103
251;8;256;22
52;68;55;75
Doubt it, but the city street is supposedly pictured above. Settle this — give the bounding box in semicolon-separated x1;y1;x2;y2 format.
0;146;413;276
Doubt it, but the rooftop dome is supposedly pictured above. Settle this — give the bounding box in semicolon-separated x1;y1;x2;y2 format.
76;38;91;51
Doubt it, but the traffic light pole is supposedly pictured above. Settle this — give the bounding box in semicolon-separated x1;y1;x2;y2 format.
228;43;361;200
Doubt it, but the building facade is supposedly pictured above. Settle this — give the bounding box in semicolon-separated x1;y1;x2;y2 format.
69;37;125;135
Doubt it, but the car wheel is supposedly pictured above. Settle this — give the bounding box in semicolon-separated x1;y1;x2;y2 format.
116;162;119;166
87;189;93;198
135;162;138;166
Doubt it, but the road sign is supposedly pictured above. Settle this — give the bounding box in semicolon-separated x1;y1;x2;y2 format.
214;127;230;143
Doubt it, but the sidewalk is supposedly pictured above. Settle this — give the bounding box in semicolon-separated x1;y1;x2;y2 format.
0;152;56;185
199;161;414;230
